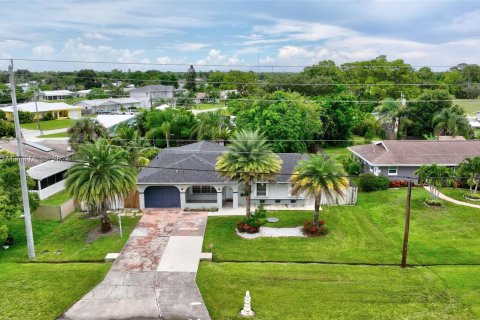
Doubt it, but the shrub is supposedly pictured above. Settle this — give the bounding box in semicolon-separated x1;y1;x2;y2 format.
18;111;34;124
303;220;327;235
389;180;409;188
425;199;444;207
359;173;390;192
41;112;55;121
465;193;480;200
0;109;5;120
348;161;361;175
236;204;267;234
0;119;14;138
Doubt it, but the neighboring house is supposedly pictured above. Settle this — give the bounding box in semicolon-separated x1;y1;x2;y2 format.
1;102;82;120
76;98;141;114
0;139;74;200
129;85;174;108
137;141;357;210
348;140;480;181
194;92;214;104
76;89;91;98
39;90;76;101
95;114;136;132
219;89;238;100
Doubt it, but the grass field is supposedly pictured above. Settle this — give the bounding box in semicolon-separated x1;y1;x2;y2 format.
199;188;480;319
440;187;480;205
0;212;139;319
197;263;480;320
21;119;74;130
37;131;69;138
454;99;480;116
40;190;71;206
203;188;480;264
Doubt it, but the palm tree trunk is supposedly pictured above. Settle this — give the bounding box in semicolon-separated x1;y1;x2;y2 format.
475;179;480;194
100;200;112;232
165;134;170;148
245;183;252;218
313;196;320;227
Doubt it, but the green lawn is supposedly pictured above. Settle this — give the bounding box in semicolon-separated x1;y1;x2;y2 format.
440;187;480;205
37;131;69;138
40;190;71;206
454;99;480;116
21;119;74;130
192;103;226;110
203;188;480;265
198;262;480;320
0;212;139;319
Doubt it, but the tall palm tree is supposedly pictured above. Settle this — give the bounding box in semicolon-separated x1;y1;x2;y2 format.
374;98;404;139
415;164;455;199
191;111;231;141
112;124;158;166
290;155;349;227
65;139;137;231
458;157;480;194
68;118;108;151
216;129;282;217
432;108;471;137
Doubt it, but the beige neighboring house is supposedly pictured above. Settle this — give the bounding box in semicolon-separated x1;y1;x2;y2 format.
1;102;82;120
76;98;141;114
39;90;76;101
348;139;480;181
0;139;74;200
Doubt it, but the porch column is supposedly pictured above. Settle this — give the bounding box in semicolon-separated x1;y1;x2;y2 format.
232;191;239;209
216;188;223;209
180;191;186;209
139;192;145;209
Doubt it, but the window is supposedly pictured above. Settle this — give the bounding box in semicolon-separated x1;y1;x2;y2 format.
191;186;216;194
388;166;398;176
39;170;66;190
256;183;267;197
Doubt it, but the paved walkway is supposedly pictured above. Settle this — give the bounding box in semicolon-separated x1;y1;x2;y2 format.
22;127;69;141
424;186;480;209
61;209;211;320
237;226;306;239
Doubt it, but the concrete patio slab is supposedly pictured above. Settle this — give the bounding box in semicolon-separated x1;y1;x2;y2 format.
157;236;204;272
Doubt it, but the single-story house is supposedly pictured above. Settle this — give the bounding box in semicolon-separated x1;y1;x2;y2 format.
76;89;91;98
348;140;480;180
0;139;74;200
1;102;82;120
39;90;76;101
137;141;357;210
76;98;141;114
95;114;136;132
129;85;174;108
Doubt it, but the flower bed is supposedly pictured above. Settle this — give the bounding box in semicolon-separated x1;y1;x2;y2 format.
424;199;444;207
389;180;409;188
303;220;327;236
464;193;480;201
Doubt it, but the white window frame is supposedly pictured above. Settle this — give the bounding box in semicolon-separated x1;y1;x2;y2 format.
387;166;398;176
255;183;268;197
191;186;217;194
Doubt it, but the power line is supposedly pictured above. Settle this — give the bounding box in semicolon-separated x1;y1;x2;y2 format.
0;57;469;69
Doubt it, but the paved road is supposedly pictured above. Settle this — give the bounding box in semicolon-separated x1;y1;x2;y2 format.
61;209;211;320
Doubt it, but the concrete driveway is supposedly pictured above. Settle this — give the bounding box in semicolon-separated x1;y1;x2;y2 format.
61;209;211;320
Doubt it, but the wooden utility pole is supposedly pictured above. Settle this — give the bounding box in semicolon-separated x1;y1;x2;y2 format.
401;180;413;268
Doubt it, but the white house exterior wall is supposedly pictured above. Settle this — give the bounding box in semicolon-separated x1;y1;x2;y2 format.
35;180;66;200
67;110;81;119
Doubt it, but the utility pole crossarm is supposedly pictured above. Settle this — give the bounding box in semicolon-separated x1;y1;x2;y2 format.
8;59;36;260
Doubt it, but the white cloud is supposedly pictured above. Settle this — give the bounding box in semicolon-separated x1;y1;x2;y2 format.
83;32;110;41
278;45;314;60
195;49;245;68
32;45;56;56
173;42;208;52
157;56;172;64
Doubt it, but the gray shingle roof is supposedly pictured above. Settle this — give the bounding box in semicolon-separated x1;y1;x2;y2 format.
348;140;480;166
137;141;306;184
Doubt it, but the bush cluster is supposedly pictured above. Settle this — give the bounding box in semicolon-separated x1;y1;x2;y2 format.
236;204;267;234
389;180;409;188
303;220;327;235
464;193;480;200
359;173;390;192
41;112;55;121
425;199;444;207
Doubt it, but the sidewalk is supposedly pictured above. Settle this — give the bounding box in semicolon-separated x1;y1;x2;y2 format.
424;186;480;209
61;209;211;320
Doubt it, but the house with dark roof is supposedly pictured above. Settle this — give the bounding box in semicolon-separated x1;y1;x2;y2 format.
348;140;480;180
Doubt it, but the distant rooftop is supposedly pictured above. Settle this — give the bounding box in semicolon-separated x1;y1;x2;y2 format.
1;102;80;113
129;85;174;93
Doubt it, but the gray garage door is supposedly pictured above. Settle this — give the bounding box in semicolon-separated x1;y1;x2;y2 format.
144;186;181;208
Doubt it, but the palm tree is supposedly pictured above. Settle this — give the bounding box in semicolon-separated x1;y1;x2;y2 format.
432;108;471;137
146;121;171;148
112;124;158;166
216;129;282;217
290;155;350;227
68;118;108;151
65;139;137;231
191;111;231;141
374;98;404;139
458;157;480;194
415;164;455;199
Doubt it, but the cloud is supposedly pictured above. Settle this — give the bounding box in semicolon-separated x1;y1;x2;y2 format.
157;56;172;64
278;45;314;60
195;49;245;68
173;42;209;52
83;32;110;41
32;45;56;56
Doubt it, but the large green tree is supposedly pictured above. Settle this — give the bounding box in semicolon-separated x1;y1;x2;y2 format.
432;108;472;138
191;111;232;141
145;108;197;147
65;139;137;231
374;98;405;139
290;155;349;227
216;129;282;217
230;91;322;153
185;65;197;92
67;118;108;151
75;69;100;89
458;157;480;194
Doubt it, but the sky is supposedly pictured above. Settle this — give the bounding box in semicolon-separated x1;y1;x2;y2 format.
1;0;480;71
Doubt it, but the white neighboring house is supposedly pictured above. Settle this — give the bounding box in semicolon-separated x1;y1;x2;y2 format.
137;141;357;210
219;89;238;100
76;89;91;98
129;85;174;108
27;161;74;200
95;114;136;132
76;98;141;114
39;90;76;101
1;102;82;120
